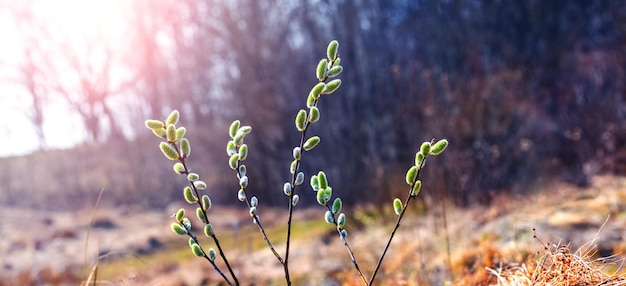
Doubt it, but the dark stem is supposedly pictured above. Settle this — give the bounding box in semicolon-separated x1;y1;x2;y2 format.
368;194;414;285
181;222;233;285
235;163;284;265
325;204;368;284
283;101;315;285
368;160;425;285
174;142;239;285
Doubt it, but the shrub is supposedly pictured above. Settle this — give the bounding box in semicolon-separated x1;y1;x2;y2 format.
145;40;448;285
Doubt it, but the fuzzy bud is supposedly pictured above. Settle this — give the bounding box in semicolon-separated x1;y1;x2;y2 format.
180;138;190;157
316;59;328;81
303;136;320;151
166;110;180;126
308;106;320;123
283;182;292;196
406;166;418;186
175;208;185;222
196;207;207;223
332;198;342;214
173;162;185;175
327;40;339;60
322;79;341;94
393;198;403;216
411;180;422;197
183;186;197;203
202;195;211;211
145;120;164;130
171;223;187;235
191;243;203;257
229;120;241;138
294;172;305;186
430;139;449;155
159;142;179;160
295;109;307;131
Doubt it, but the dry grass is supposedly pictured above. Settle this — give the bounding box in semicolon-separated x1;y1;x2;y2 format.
484;227;626;286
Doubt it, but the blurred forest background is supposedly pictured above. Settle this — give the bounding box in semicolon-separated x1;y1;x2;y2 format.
1;0;626;211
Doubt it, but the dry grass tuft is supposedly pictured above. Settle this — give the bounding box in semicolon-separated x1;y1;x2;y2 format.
486;228;626;286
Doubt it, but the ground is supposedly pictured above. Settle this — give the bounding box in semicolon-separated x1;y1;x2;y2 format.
2;176;626;285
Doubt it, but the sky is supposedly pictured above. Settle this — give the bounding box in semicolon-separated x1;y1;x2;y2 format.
0;0;130;157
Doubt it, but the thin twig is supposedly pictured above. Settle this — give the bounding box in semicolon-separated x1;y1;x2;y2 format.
181;223;233;285
324;204;368;284
368;159;426;284
233;161;284;264
174;142;239;285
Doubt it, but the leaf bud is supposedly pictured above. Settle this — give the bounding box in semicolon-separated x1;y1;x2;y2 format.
166;110;179;126
322;79;342;94
175;208;185;222
191;243;203;257
306;93;316;108
238;189;246;201
202;195;211;210
290;159;298;174
420;142;431;157
294;172;305;186
229;154;240;170
295;109;307;131
303;136;320;151
171;223;187;235
173;162;185;175
239;144;248;160
324;210;333;223
182;218;191;229
293;147;301;160
411;180;422;197
337;213;346;228
175;127;186;140
145;120;164;130
327;65;343;77
187;173;199;182
327;40;339;60
238;125;252;134
183;186;197;203
308;106;320;123
317;171;328;190
204;224;214;237
229;120;241;138
152;128;166;138
292;195;299;206
239;164;247;176
310;82;325;99
194;180;207;190
283;182;292;196
316;59;328;80
340;229;348;239
208;248;217;261
180;138;190;157
233;131;245;146
415;152;425;167
310;175;319;191
332;198;342;214
227;141;237;156
430;139;449;155
196;207;207;223
250;196;258;207
164;126;177;143
159;142;179;160
406;166;418;186
317;189;328;206
239;176;248;188
393;198;403;216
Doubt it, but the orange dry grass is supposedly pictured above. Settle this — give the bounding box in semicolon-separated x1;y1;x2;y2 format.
487;239;626;285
